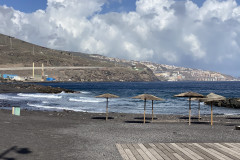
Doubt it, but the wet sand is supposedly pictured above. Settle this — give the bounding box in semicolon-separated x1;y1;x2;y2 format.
0;109;240;160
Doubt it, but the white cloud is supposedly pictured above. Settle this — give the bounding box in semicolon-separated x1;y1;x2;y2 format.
184;34;206;59
1;0;240;76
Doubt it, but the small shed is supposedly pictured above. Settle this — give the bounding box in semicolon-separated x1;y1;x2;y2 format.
3;74;18;79
46;77;56;81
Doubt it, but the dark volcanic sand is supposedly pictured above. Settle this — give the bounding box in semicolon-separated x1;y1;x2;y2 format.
0;109;240;160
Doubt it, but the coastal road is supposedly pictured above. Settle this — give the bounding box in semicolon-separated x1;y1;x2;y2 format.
0;66;106;71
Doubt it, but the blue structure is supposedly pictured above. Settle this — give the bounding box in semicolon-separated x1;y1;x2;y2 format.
46;77;56;81
3;74;18;79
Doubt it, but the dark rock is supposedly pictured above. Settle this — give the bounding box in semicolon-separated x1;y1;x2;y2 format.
0;82;74;93
206;98;240;109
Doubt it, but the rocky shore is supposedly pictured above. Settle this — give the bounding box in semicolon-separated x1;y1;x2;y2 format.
0;82;74;93
209;98;240;109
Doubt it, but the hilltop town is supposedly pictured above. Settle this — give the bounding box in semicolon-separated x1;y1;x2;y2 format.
90;55;238;81
141;62;237;81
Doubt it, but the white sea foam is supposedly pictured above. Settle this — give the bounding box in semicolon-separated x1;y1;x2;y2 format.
80;91;91;94
42;101;49;104
69;97;105;103
0;94;11;100
27;103;85;112
223;113;239;116
18;93;62;99
12;96;25;99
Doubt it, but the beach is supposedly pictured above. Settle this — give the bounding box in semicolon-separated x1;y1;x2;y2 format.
0;109;240;160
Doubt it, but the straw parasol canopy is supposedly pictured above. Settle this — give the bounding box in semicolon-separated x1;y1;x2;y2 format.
132;94;163;101
199;93;226;126
132;94;164;123
96;93;119;98
96;93;119;120
200;93;226;103
174;92;204;125
174;92;204;98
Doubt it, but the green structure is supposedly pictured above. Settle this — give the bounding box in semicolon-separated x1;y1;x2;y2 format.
12;106;21;116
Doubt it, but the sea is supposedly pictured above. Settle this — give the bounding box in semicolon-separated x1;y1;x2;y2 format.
1;81;240;115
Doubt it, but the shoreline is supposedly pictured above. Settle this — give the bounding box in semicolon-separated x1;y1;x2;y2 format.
1;94;240;116
2;106;240;116
2;108;240;122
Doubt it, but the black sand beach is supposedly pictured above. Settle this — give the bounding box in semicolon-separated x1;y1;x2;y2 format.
0;109;240;160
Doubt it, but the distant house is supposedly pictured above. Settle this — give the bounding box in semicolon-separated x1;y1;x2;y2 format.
3;74;17;79
46;77;56;81
2;74;22;81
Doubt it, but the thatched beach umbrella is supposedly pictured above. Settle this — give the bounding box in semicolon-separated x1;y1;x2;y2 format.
199;93;226;126
174;92;204;125
132;94;164;123
96;93;119;120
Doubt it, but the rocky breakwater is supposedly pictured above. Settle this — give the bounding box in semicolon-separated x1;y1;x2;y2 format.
207;98;240;109
0;83;74;93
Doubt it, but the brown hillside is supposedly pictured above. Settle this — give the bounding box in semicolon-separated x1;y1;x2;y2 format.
0;33;158;82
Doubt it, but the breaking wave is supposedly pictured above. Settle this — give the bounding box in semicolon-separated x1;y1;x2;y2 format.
80;91;91;94
69;97;105;103
18;93;62;99
27;103;85;112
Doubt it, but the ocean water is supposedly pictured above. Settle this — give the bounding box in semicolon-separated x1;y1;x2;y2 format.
1;81;240;115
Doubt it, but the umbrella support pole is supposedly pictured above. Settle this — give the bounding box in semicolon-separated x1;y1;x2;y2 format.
152;100;154;122
189;97;191;125
211;102;213;126
198;101;201;121
106;98;108;121
144;99;146;124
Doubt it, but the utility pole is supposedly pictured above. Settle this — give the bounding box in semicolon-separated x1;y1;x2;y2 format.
41;63;44;81
32;62;35;79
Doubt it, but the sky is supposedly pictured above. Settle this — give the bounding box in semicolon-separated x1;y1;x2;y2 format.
0;0;240;77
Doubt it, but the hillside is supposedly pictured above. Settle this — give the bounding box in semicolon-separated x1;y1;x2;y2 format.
86;55;237;81
0;33;237;82
0;33;158;82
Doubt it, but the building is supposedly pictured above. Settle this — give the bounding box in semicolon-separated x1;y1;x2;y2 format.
46;77;56;81
2;74;22;81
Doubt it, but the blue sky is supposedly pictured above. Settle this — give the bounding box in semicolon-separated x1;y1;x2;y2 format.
0;0;47;13
0;0;206;13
